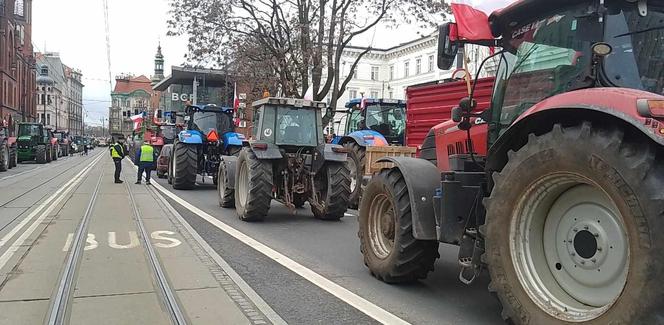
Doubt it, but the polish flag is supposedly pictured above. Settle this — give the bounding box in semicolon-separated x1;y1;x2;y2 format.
360;96;367;111
450;0;515;41
130;113;144;131
233;82;240;111
153;109;160;125
303;86;314;101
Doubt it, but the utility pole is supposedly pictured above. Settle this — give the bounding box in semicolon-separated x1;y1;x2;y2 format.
43;89;47;125
192;76;198;105
55;93;58;130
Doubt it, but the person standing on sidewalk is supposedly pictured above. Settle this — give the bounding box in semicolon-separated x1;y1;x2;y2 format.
135;142;157;185
110;137;127;184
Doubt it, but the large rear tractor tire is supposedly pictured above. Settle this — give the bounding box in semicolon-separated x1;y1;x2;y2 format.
359;168;439;283
343;142;365;209
36;145;47;164
235;149;272;221
217;160;235;208
311;162;351;221
419;129;437;167
483;123;664;324
172;142;198;190
0;143;8;172
9;146;16;169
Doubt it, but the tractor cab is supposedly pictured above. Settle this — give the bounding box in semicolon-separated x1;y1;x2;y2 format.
251;97;326;150
179;104;243;150
340;98;406;145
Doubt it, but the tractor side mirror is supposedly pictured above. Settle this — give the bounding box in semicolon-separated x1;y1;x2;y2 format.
437;23;459;70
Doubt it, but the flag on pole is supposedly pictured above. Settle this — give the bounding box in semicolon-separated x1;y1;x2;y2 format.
130;113;144;131
233;82;240;111
450;0;514;41
360;96;367;111
153;109;160;125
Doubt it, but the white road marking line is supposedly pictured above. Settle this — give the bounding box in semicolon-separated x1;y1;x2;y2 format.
0;154;104;247
0;154;103;272
152;181;410;325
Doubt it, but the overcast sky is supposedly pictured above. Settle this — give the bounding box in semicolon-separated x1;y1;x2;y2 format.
32;0;426;126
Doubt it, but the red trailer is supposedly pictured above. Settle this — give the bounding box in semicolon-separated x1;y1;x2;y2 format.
405;77;494;149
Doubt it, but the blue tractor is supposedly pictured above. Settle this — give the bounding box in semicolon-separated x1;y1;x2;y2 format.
168;104;245;190
331;98;406;207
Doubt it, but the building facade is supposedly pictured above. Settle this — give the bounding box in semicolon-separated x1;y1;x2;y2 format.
0;0;36;131
65;67;83;135
108;45;165;137
35;52;84;134
108;74;153;136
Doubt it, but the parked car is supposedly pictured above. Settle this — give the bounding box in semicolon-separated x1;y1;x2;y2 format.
156;144;172;178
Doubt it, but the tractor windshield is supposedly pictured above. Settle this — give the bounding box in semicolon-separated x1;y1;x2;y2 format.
347;104;405;143
603;3;664;94
490;3;594;139
192;111;234;135
276;107;318;146
19;124;41;136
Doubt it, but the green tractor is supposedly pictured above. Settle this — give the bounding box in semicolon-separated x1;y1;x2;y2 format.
17;123;56;164
217;98;352;221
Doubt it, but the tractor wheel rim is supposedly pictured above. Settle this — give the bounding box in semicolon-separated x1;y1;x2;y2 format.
510;173;629;322
237;161;248;207
368;193;395;259
347;158;357;193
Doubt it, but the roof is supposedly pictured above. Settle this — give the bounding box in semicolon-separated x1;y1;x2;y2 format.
113;75;153;95
345;98;406;108
153;66;231;91
489;0;580;37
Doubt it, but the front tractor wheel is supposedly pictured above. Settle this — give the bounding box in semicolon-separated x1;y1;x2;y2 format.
484;123;664;324
358;168;439;283
311;162;351;221
172;142;198;190
8;146;17;169
342;142;365;209
235;149;272;221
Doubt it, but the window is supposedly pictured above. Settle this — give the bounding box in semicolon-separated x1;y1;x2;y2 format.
370;66;379;80
428;55;434;72
14;0;24;17
348;89;357;99
404;61;410;77
46;114;50;125
416;58;421;74
388;91;393;99
370;91;379;98
389;66;394;80
352;68;357;79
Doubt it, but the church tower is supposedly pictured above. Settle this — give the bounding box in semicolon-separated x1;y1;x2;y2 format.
151;43;165;86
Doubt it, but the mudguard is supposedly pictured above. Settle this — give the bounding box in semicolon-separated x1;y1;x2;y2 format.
321;144;347;162
220;155;238;189
178;130;203;144
375;157;440;240
338;130;388;147
222;132;245;149
249;142;282;159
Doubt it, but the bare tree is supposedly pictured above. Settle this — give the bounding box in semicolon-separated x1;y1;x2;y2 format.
168;0;448;109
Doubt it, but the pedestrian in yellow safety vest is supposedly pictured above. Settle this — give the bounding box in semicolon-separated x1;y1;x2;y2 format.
109;137;127;184
135;142;157;185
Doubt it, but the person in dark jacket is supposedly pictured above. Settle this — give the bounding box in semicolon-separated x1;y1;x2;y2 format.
135;142;157;185
109;137;127;183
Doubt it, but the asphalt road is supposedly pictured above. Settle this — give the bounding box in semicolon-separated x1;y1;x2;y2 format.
153;175;504;325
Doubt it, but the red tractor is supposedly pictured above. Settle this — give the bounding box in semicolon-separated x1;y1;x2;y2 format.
359;1;664;324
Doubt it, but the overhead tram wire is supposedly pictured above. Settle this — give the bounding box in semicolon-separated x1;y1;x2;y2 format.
102;0;113;92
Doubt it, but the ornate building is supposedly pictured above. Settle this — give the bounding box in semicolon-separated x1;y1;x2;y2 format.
0;0;36;130
35;52;84;134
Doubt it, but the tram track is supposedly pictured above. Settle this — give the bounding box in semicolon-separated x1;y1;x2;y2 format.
0;151;104;208
44;159;188;325
126;181;188;325
45;164;105;325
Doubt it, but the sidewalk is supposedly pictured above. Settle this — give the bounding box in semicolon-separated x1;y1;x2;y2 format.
0;157;272;324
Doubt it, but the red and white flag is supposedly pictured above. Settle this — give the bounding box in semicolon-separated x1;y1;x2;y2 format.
233;82;240;111
450;0;515;41
130;113;144;131
153;109;160;125
360;96;367;111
